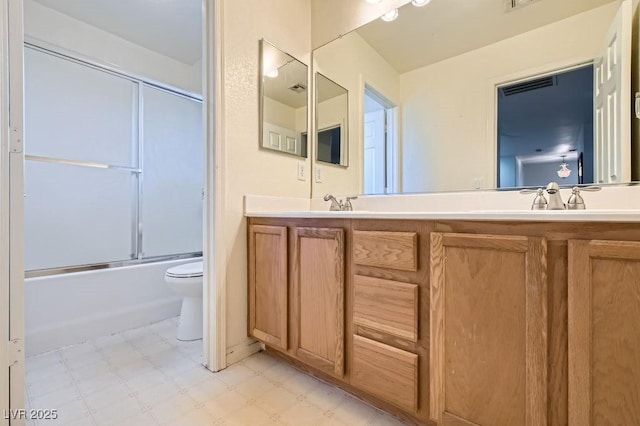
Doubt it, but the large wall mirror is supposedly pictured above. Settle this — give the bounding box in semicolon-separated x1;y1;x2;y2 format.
316;72;349;166
260;39;308;157
312;0;638;196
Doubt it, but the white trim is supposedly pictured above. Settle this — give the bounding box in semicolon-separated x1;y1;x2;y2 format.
8;0;25;418
202;0;227;372
0;0;11;422
486;56;594;189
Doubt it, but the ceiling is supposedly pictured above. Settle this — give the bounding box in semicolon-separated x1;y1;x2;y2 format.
356;0;616;73
263;60;309;109
32;0;202;65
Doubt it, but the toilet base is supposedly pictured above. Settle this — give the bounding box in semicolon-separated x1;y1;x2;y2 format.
177;295;203;341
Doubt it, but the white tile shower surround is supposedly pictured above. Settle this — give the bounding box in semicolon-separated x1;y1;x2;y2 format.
25;318;407;426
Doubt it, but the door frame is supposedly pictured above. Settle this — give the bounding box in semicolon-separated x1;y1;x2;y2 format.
203;0;227;372
486;56;594;189
0;0;11;422
1;0;26;423
361;81;399;194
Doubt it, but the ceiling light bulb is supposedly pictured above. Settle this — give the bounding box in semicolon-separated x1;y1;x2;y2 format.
265;69;279;78
411;0;431;6
365;0;382;3
381;8;399;22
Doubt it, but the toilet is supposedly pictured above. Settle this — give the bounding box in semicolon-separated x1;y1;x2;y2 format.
164;261;204;341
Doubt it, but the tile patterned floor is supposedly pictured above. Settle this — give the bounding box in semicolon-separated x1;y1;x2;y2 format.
25;318;407;425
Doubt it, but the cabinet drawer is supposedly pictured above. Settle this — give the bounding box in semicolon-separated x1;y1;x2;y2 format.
353;230;418;271
352;335;418;412
353;275;418;342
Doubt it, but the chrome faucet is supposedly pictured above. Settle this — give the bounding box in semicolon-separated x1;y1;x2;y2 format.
566;185;601;210
324;194;358;211
522;182;601;210
545;182;565;210
324;194;343;211
343;196;358;211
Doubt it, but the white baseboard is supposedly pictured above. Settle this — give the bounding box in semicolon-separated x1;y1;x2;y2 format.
225;338;261;366
25;297;181;355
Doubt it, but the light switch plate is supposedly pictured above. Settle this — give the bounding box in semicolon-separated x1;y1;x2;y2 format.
315;166;323;183
297;162;306;181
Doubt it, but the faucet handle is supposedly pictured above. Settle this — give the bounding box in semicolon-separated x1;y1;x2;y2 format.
344;196;358;211
567;186;601;210
520;188;547;210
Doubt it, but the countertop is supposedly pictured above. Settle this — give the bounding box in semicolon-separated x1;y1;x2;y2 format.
244;209;640;222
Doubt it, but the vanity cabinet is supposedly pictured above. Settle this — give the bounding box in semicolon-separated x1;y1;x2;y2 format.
247;217;640;426
429;232;548;425
291;227;345;378
568;239;640;425
248;224;288;350
350;221;430;419
247;221;347;378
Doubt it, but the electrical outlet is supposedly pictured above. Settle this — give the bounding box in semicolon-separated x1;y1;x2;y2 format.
473;177;483;189
315;166;323;183
297;162;306;181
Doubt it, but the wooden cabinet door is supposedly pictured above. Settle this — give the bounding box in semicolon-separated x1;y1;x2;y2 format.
430;232;548;426
292;227;345;377
248;225;288;350
568;240;640;425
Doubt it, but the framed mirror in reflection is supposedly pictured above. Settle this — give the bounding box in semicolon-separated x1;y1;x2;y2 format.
259;39;308;158
311;0;638;196
316;73;348;166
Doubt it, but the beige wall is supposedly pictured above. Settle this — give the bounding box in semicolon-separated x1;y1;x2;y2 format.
263;96;297;130
313;32;400;196
222;0;311;354
401;3;618;193
24;0;201;93
311;0;410;48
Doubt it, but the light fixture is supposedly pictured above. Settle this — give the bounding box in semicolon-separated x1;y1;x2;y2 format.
265;68;279;78
365;0;382;3
381;8;399;21
411;0;431;6
557;156;572;179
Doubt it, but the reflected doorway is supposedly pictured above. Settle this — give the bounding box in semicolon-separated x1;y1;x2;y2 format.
364;86;397;194
497;65;594;188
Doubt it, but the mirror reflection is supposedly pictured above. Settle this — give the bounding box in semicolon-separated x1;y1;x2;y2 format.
260;40;308;157
316;73;348;166
312;0;636;195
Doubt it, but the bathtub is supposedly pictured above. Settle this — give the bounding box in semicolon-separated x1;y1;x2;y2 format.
25;258;201;355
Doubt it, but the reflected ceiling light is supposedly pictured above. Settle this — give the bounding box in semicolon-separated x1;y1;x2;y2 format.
365;0;382;3
265;68;279;78
557;156;572;179
411;0;431;6
381;8;399;21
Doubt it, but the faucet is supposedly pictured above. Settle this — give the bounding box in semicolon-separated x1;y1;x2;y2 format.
566;185;601;210
323;194;359;211
324;194;343;211
545;182;565;210
343;196;358;211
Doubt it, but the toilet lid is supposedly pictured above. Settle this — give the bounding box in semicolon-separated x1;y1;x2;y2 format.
165;261;203;278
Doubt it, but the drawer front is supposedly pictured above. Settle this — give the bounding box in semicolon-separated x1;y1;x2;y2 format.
353;275;418;342
353;230;418;271
352;335;418;412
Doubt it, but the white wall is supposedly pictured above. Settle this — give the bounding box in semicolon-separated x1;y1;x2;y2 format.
24;0;201;94
24;259;201;355
221;0;312;357
313;31;400;196
401;3;618;193
263;96;297;130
